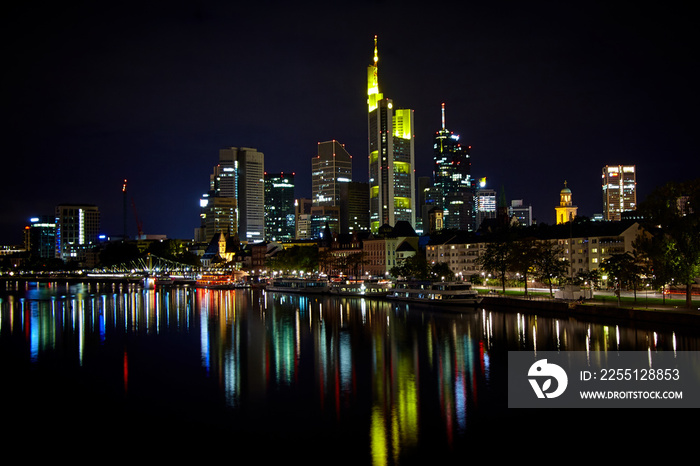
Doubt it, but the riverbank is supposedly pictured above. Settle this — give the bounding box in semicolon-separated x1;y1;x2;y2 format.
479;291;700;330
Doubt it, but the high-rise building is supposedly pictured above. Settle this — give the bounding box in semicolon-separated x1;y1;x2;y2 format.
339;181;369;235
310;205;340;239
55;204;100;262
198;195;237;243
25;215;56;260
433;103;475;231
233;147;265;243
198;148;238;242
264;172;296;242
555;181;578;224
312;140;352;207
200;147;265;244
475;178;496;230
367;36;416;233
295;198;313;240
508;200;533;226
415;176;430;235
602;165;636;221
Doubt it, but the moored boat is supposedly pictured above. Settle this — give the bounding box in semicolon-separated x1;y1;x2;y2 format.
388;281;482;305
266;277;330;294
329;279;394;297
196;274;245;289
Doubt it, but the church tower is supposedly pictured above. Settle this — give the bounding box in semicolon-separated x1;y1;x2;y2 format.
555;181;578;224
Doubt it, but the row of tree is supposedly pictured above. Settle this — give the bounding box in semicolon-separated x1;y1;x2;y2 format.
476;238;569;298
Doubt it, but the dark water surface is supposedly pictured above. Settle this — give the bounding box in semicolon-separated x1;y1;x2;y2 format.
2;280;698;463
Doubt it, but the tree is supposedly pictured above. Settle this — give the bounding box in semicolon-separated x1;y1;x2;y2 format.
636;179;700;308
573;269;601;290
267;245;319;275
601;252;643;305
390;254;429;280
531;241;569;298
477;240;511;293
346;252;369;278
429;262;454;281
509;238;539;297
633;233;674;304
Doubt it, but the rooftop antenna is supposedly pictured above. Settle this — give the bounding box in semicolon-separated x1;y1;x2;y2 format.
122;179;128;240
441;102;446;130
373;35;378;66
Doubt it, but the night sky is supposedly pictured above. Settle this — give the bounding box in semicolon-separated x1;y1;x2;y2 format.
3;1;698;245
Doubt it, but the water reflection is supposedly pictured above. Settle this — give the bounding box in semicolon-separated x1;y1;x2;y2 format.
2;281;699;463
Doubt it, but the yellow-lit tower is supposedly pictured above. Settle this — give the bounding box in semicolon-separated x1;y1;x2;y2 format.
367;35;416;233
555;181;578;224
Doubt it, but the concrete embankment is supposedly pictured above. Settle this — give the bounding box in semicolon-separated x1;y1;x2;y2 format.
480;296;700;330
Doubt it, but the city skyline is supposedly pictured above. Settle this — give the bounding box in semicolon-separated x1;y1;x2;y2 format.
3;2;698;244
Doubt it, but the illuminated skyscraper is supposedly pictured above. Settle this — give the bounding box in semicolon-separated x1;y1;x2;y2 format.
433;103;475;231
55;204;100;262
602;165;636;221
367;36;416;233
339;181;369;234
25;215;56;260
264;172;295;242
310;140;352;237
312;140;352;207
475;181;496;230
200;147;265;244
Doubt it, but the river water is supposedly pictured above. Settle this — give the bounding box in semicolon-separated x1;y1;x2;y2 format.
2;280;698;463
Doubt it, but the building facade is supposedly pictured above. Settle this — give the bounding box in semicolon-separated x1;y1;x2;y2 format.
25;215;57;260
295;198;313;240
433;103;475;231
198;195;237;243
363;222;418;277
264;172;295;242
202;147;265;244
427;220;643;283
602;165;637;221
234;147;265;243
367;36;416;233
339;181;369;235
508;200;533;226
475;183;496;230
312;140;352;207
55;204;100;263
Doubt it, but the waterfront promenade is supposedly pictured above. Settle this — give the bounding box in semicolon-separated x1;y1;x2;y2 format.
478;286;700;330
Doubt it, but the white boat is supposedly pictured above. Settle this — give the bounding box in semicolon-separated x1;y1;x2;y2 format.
266;277;330;294
329;279;394;297
388;281;483;305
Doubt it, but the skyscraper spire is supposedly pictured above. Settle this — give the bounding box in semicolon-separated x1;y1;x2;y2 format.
367;35;382;112
373;35;378;66
441;102;446;130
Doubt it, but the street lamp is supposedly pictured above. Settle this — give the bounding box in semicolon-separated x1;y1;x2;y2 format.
646;283;650;308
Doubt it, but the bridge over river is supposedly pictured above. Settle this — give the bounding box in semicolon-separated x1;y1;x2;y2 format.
1;254;207;288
